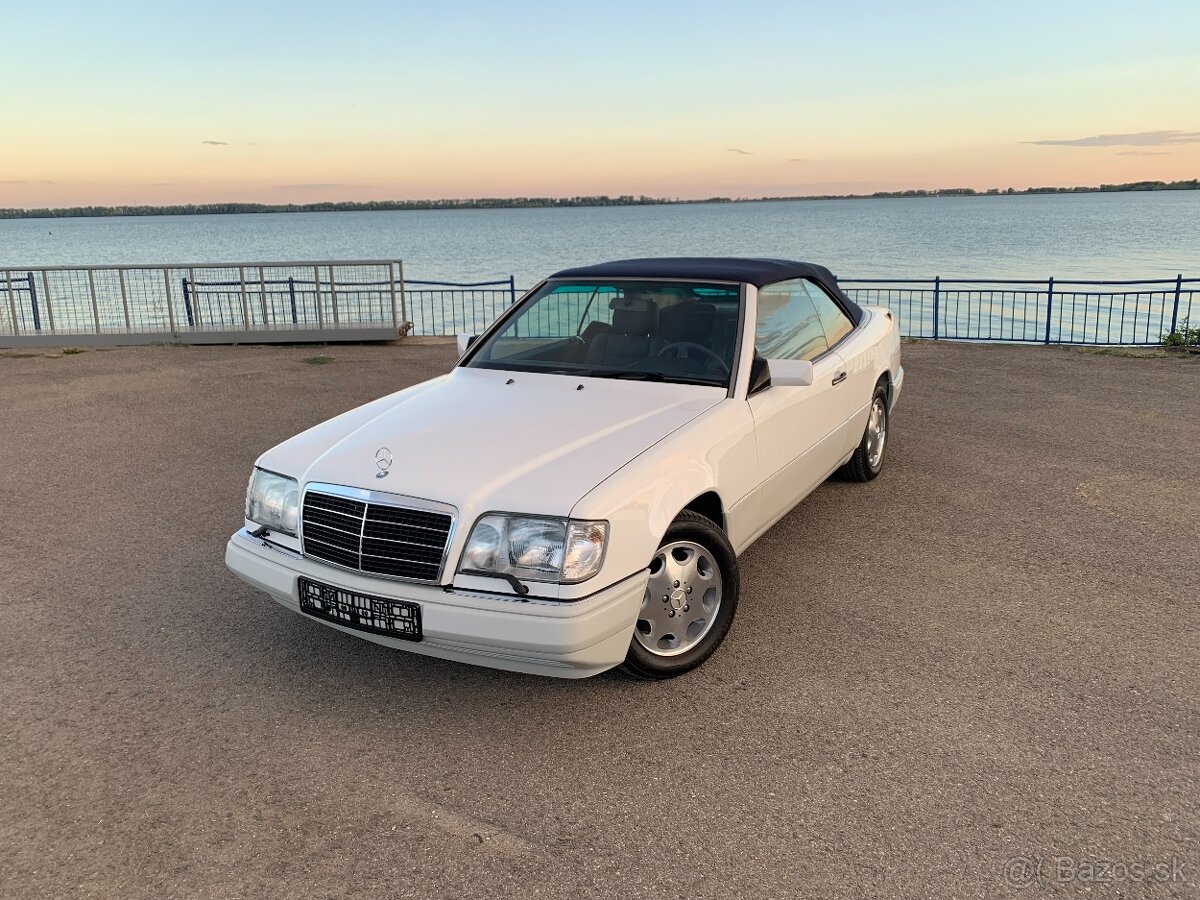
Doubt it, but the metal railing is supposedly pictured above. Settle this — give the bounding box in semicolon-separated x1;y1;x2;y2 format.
841;276;1197;345
405;277;517;336
0;260;414;342
0;261;522;345
419;276;1197;346
1;263;1194;347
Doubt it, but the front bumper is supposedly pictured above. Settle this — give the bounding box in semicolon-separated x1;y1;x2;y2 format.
225;528;646;679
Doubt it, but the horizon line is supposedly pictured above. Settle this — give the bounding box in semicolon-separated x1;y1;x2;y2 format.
2;179;1198;219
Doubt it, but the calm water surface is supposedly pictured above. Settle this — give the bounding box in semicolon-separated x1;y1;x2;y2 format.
2;191;1197;286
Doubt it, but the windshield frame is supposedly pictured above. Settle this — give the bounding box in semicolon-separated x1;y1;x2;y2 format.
458;276;749;394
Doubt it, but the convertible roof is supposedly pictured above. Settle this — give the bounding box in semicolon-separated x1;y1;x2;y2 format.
549;257;863;323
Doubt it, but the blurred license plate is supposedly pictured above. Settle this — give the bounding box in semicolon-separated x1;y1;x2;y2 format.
298;577;422;642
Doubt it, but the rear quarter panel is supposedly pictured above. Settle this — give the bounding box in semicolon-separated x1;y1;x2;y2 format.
838;307;900;453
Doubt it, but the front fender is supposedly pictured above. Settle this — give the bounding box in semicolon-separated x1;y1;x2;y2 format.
569;401;757;593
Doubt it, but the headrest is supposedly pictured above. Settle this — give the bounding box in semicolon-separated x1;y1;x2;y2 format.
610;294;656;313
661;300;715;343
610;294;659;335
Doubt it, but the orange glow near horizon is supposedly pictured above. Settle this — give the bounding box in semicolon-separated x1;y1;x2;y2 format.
2;2;1197;208
5;138;1198;209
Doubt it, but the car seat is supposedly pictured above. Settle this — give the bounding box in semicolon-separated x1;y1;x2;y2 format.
584;295;666;368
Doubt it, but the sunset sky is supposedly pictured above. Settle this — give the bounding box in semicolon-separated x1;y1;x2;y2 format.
2;0;1197;207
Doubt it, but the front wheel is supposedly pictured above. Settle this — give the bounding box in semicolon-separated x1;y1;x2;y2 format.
840;383;889;482
621;510;739;679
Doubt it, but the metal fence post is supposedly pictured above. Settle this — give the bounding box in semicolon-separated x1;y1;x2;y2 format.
163;268;177;333
328;265;339;324
182;276;195;327
28;272;40;331
509;275;516;308
4;271;18;336
238;265;251;329
932;276;940;340
1169;273;1183;334
313;265;324;328
87;267;101;334
258;266;269;325
397;260;408;328
287;277;298;324
388;262;399;327
40;271;55;332
118;267;132;330
1043;276;1055;345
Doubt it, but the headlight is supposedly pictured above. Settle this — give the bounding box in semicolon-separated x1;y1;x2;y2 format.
460;514;608;584
245;468;300;536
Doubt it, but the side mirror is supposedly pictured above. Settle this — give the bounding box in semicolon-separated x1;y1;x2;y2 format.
456;334;478;356
767;358;814;387
748;356;772;395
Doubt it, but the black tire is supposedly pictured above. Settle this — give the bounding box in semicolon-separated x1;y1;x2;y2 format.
840;382;890;482
621;510;739;679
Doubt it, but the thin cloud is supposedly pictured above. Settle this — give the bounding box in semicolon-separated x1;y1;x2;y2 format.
787;158;806;163
0;179;55;184
726;148;753;155
1116;150;1169;157
1028;130;1200;148
273;183;356;189
201;140;230;146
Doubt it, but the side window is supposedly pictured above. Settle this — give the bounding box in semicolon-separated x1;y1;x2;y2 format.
804;279;854;347
755;279;828;361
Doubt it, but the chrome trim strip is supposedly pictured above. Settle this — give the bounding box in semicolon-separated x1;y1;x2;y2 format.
299;482;459;585
303;520;363;538
361;534;445;549
303;504;364;520
304;536;359;553
360;517;447;532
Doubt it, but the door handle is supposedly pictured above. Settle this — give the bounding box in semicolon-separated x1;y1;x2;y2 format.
832;371;847;386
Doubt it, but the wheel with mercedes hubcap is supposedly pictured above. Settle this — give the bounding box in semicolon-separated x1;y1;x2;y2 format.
621;510;739;679
840;383;889;482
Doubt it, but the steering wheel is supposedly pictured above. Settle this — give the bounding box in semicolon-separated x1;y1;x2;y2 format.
656;342;730;377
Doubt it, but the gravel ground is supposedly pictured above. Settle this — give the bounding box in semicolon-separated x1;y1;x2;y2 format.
1;341;1197;900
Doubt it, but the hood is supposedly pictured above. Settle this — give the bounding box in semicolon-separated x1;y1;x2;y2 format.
257;367;723;519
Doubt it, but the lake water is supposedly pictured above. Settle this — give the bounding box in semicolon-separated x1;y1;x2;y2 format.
2;191;1197;287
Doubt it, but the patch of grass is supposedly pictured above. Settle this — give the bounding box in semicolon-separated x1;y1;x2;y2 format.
304;354;333;366
1077;347;1173;359
0;351;41;359
61;347;85;355
1161;318;1200;349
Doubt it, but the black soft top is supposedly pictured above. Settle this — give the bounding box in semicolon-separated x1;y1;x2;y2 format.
549;256;863;324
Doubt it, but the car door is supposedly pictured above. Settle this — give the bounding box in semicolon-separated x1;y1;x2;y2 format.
802;278;872;457
747;279;851;527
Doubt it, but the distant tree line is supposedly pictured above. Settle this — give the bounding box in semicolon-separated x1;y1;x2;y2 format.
1;181;1196;219
854;180;1200;200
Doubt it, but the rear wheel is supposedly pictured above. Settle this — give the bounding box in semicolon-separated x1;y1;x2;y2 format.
621;510;739;679
840;383;889;482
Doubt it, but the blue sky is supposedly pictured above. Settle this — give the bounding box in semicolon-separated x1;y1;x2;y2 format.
2;0;1197;205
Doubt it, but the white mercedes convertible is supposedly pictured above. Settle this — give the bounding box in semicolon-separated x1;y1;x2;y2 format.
226;258;903;678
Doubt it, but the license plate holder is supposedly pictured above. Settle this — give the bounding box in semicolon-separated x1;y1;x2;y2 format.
298;577;422;642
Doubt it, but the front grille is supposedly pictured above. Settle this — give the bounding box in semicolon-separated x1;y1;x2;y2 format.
301;490;453;582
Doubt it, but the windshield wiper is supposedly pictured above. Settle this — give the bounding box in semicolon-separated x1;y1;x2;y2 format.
606;371;665;381
583;370;724;386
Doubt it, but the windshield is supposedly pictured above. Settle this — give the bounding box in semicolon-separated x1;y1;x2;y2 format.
465;280;742;387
